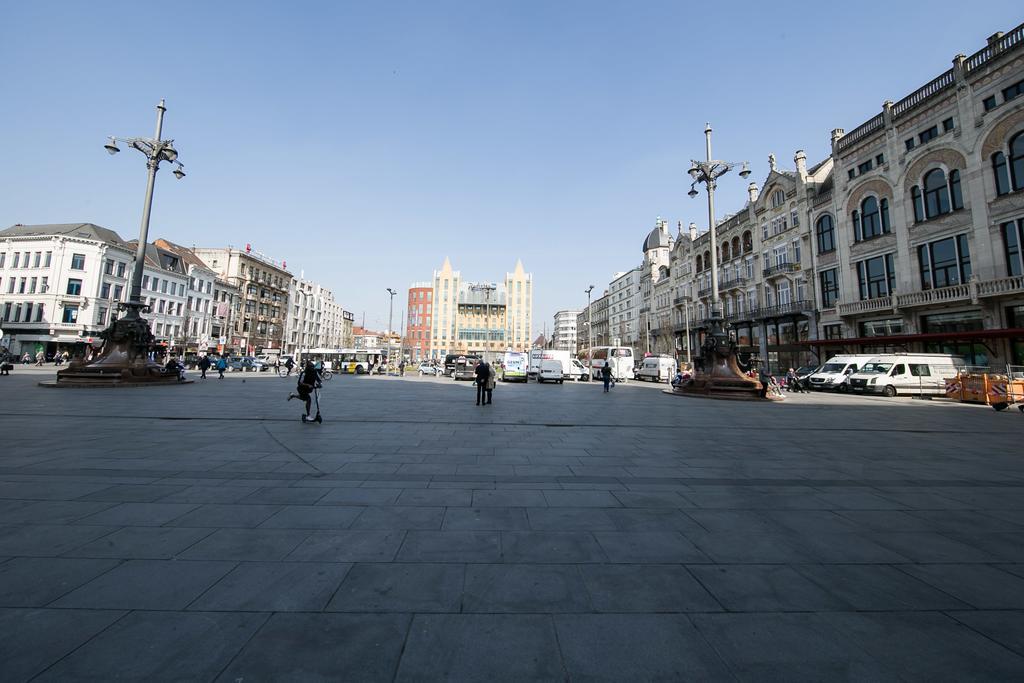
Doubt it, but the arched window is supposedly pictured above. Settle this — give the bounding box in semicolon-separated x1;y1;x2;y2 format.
880;197;891;232
731;236;740;256
949;170;963;210
703;251;711;269
923;169;950;218
911;186;925;222
695;255;702;272
742;231;752;253
722;242;730;261
816;215;836;254
861;196;881;239
852;210;861;241
993;152;1010;196
1011;132;1024;191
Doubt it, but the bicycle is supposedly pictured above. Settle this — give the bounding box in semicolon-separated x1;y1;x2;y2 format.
320;369;333;382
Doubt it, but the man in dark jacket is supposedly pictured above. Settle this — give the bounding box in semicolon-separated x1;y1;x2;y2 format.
475;360;490;406
198;355;211;379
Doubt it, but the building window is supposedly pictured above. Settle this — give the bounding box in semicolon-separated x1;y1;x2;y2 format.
44;251;51;267
1004;78;1024;103
922;169;951;219
771;189;785;208
101;283;111;299
1003;219;1024;276
32;252;41;268
857;254;896;300
35;303;44;322
1010;132;1024;192
13;252;20;268
905;138;916;152
113;285;123;300
857;160;873;174
949;169;964;210
860;318;904;337
918;234;971;290
70;253;85;270
823;323;843;340
117;262;126;277
62;305;79;324
875;153;885;166
819;269;839;308
983;95;998;111
855;196;889;241
104;259;114;275
66;278;82;295
994;152;1011;195
919;125;939;144
816;215;835;254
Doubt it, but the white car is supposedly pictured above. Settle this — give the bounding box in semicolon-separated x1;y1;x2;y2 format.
417;362;440;376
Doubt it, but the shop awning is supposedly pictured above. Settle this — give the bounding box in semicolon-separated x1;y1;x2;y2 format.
806;327;1024;346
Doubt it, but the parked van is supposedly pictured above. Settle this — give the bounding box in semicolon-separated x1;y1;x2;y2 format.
636;355;677;382
807;354;876;392
538;357;588;383
847;353;966;397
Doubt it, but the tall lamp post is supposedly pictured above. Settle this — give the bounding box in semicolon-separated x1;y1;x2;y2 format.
55;100;187;386
675;124;763;399
584;285;594;379
386;288;396;367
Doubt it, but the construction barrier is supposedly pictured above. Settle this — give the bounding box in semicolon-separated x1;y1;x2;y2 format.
946;371;1024;405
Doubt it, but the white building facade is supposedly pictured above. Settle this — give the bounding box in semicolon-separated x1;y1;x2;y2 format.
552;309;580;351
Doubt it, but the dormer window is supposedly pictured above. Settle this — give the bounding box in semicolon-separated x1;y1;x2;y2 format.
771;189;785;208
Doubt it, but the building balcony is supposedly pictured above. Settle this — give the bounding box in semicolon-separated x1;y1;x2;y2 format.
895;283;971;309
749;300;814;319
837;296;892;316
762;262;800;278
976;274;1024;298
719;274;749;290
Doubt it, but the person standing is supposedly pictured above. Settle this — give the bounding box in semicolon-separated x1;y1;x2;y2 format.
475;359;490;405
759;364;771;399
785;367;804;393
216;355;227;379
484;361;496;405
399;358;406;377
198;355;211;380
0;347;12;376
601;362;612;393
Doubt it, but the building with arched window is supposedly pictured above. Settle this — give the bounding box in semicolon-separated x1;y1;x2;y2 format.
812;23;1024;367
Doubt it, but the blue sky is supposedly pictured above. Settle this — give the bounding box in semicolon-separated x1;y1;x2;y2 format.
2;2;1021;334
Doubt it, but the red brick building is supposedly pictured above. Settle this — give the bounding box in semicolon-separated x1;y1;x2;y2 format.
406;283;432;361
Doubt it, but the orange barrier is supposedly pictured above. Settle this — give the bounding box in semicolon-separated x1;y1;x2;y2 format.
946;373;1024;405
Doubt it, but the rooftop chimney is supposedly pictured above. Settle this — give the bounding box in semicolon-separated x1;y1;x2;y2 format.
794;150;807;179
747;182;760;203
688;222;698;241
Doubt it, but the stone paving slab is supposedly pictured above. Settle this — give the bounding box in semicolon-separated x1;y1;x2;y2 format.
2;370;1024;679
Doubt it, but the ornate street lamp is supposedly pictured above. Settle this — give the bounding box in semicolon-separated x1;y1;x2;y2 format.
55;100;188;386
674;124;762;400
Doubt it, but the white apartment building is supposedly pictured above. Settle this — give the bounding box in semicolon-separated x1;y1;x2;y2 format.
0;223;133;357
133;241;189;349
286;277;352;354
155;239;218;353
607;267;641;347
552;309;580;351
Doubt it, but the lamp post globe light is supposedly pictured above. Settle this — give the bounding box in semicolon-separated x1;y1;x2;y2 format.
55;100;190;386
672;123;763;400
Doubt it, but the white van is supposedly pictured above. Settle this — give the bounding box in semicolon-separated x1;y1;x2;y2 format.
807;354;876;392
636;355;677;382
847;353;966;397
538;357;588;383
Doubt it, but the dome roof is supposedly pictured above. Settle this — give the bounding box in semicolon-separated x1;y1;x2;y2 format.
642;225;671;252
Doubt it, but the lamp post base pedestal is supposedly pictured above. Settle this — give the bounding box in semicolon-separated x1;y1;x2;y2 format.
668;317;767;401
47;314;186;387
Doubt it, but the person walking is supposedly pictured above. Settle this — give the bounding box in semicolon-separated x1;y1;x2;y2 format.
284;356;295;377
601;362;613;393
198;355;211;380
216;355;227;379
35;350;45;366
21;352;30;365
475;359;490;405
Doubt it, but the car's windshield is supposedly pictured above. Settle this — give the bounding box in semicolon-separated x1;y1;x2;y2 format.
861;362;893;374
820;363;846;373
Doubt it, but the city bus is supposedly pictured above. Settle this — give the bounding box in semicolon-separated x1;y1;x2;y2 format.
586;346;635;381
337;348;387;374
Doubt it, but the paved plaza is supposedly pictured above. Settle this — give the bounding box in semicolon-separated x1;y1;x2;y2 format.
1;367;1023;680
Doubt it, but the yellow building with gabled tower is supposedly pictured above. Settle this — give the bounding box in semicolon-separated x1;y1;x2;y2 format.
425;257;532;361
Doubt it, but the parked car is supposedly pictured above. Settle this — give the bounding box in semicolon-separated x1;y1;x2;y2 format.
453;355;481;380
417;362;440;376
228;356;265;372
807;354;875;392
847;353;965;397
